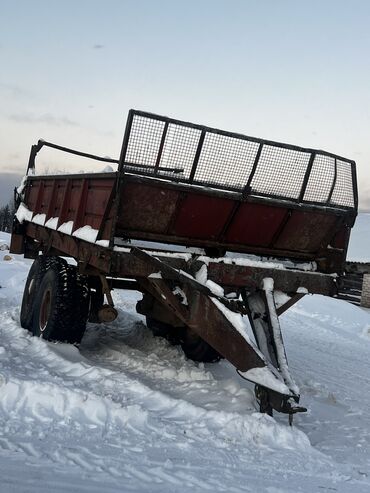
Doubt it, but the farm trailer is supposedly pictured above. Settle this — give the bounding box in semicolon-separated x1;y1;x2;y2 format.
10;110;359;423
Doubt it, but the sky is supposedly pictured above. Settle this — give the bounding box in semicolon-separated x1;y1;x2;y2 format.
1;0;370;207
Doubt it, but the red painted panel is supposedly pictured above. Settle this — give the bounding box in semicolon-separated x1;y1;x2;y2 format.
225;203;287;246
52;182;67;218
117;183;180;233
274;211;338;252
39;181;54;216
26;181;40;211
83;214;101;229
85;188;112;217
172;195;235;240
62;179;84;223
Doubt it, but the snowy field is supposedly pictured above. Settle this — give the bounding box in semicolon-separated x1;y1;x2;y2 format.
1;216;370;493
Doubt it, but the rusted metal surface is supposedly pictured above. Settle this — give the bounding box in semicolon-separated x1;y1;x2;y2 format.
130;247;306;415
9;232;25;255
18;107;357;275
23;174;117;244
185;288;265;371
133;251;265;372
21;224;338;296
206;262;336;295
117;182;179;233
276;294;306;316
114;176;355;273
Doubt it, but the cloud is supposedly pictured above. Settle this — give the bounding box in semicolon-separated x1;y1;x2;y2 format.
0;82;34;100
8;113;79;127
93;44;104;49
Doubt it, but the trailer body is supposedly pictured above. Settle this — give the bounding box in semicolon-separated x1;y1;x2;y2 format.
10;110;359;420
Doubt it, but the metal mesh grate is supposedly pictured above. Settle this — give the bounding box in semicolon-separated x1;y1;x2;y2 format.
330;160;355;208
194;133;259;189
159;124;201;179
303;155;336;203
250;146;310;199
124;115;165;170
121;111;357;210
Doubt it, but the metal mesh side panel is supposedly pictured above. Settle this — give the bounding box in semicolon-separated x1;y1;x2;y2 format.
121;111;356;210
124;115;165;169
303;155;335;203
330;160;354;208
194;133;259;190
158;124;201;179
250;146;310;199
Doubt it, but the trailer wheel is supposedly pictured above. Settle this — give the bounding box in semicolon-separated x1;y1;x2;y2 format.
31;262;89;344
146;317;223;363
20;256;64;331
68;265;90;333
146;316;181;344
179;328;223;363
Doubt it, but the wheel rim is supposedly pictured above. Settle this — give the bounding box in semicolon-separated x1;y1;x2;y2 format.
39;288;52;332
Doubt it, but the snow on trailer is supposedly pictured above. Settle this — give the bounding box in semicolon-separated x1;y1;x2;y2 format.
10;109;359;422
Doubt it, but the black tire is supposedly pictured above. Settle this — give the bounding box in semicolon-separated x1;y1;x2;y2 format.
20;256;65;331
179;328;223;363
146;316;181;345
146;316;223;363
67;265;90;333
31;262;89;344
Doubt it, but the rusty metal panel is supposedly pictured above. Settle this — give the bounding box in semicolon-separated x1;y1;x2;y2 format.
171;194;235;240
21;175;116;243
85;184;113;217
25;180;40;212
224;202;287;246
274;210;338;252
117;182;180;233
63;179;83;223
331;226;350;249
51;180;68;219
23;224;337;295
9;232;24;254
21;171;354;275
83;179;116;231
138;275;264;372
185;288;264;371
206;262;336;295
36;180;54;216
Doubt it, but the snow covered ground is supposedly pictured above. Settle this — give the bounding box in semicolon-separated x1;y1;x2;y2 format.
1;216;370;492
